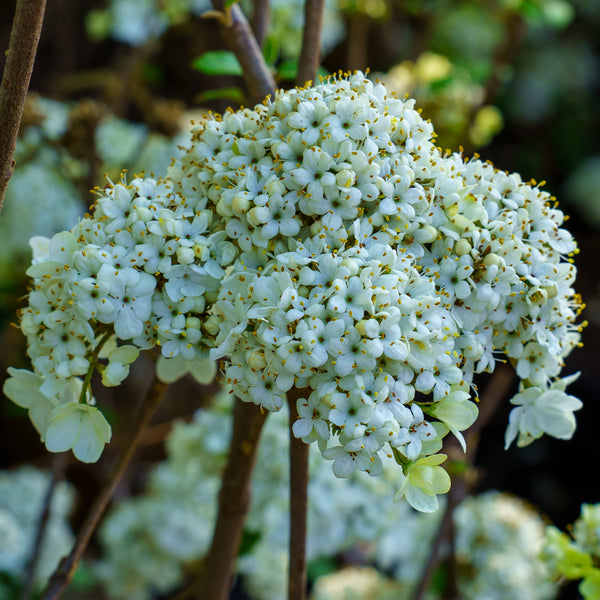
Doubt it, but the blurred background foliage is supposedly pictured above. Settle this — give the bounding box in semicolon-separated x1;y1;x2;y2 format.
0;0;599;598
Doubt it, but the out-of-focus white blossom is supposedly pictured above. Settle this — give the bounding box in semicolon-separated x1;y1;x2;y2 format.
97;397;557;600
0;467;74;594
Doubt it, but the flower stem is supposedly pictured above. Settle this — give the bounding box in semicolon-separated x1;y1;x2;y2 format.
41;375;168;600
209;0;276;103
79;330;112;404
0;0;47;212
195;397;268;600
296;0;325;87
288;388;310;600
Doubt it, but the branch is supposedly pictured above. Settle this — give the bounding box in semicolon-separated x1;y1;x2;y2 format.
296;0;325;87
41;376;168;600
0;0;47;213
20;453;69;600
411;363;515;600
194;397;268;600
209;0;276;103
251;0;270;48
288;388;310;600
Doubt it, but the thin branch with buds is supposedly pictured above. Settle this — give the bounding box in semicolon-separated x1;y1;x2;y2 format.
41;376;168;600
0;0;47;212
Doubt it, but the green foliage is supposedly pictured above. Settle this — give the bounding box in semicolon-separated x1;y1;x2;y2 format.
191;50;244;76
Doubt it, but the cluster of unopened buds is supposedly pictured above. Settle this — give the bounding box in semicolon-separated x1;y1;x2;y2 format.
4;72;584;511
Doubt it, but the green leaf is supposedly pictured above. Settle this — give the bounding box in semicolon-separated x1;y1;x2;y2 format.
238;528;261;555
195;86;246;104
262;35;279;67
277;60;298;81
224;0;239;7
191;50;243;76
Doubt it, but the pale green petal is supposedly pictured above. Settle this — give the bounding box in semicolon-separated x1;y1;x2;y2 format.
156;355;188;383
405;485;439;513
108;344;140;365
74;408;112;463
45;404;82;453
3;368;45;408
189;356;217;384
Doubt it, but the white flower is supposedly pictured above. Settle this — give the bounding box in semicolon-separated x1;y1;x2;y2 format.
394;453;451;512
504;374;582;448
45;402;112;463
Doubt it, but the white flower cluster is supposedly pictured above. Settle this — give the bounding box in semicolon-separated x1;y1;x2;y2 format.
0;467;74;595
313;493;557;600
96;398;229;600
4;72;582;504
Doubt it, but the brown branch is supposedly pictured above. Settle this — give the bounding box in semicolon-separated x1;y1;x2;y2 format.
194;397;268;600
296;0;325;87
209;0;276;104
411;363;515;600
288;388;310;600
41;376;168;600
21;453;69;600
346;13;369;73
251;0;270;48
0;0;47;212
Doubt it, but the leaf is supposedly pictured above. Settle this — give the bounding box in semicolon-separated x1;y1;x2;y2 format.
195;86;246;105
191;50;243;76
277;60;298;81
262;35;279;67
224;0;239;7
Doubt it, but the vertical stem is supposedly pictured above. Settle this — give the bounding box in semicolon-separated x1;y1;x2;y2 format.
346;13;369;72
296;0;325;87
210;0;276;103
288;388;310;600
196;398;268;600
41;376;168;600
251;0;270;48
21;453;69;600
0;0;47;212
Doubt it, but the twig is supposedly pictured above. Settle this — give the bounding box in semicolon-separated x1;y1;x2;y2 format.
288;388;310;600
251;0;270;48
0;0;47;212
346;13;369;72
209;0;276;103
411;363;515;600
296;0;325;87
194;397;268;600
20;453;69;600
41;375;169;600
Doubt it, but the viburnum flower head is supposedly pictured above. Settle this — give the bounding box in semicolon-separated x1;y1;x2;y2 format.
4;72;584;510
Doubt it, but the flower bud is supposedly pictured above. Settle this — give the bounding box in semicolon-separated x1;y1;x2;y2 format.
232;194;250;215
176;246;194;265
336;169;356;188
186;316;201;330
246;349;267;371
454;239;472;256
247;206;271;226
